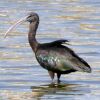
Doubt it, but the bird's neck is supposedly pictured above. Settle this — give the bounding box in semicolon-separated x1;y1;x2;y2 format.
28;22;39;52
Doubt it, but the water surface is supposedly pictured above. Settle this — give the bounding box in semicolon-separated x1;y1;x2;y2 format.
0;0;100;100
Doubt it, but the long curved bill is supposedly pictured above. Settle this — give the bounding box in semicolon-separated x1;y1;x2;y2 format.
4;16;27;38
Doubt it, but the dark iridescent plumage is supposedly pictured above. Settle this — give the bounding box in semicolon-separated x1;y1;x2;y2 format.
36;40;91;73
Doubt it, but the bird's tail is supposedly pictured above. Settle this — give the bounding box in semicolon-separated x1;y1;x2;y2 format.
70;51;92;73
74;57;92;73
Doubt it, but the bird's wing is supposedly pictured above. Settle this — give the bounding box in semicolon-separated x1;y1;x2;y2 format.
61;48;91;73
36;45;91;73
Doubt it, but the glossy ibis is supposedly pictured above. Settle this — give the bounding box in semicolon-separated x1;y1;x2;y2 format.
4;12;91;83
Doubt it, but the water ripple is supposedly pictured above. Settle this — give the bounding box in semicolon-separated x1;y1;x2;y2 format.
0;0;100;99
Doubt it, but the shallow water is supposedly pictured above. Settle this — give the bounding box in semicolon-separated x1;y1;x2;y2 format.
0;0;100;100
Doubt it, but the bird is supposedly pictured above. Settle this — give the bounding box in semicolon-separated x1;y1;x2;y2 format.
4;12;91;83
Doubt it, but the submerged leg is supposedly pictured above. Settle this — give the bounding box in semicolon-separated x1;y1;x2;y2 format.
48;71;55;82
57;73;61;83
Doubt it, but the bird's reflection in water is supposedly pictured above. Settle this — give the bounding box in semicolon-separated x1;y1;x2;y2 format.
31;82;90;99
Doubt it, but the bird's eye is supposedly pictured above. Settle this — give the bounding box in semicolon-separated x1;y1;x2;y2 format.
28;15;31;18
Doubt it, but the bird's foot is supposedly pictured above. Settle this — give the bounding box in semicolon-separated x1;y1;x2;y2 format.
51;79;61;84
57;79;61;84
51;79;55;84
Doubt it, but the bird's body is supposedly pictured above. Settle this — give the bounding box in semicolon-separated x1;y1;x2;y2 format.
35;40;90;73
5;12;92;83
36;41;76;73
29;39;91;82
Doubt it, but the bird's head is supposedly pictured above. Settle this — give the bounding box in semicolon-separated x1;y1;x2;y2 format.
4;12;39;38
26;12;39;23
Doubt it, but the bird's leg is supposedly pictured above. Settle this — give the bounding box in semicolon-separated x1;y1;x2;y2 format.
48;71;55;82
57;73;61;83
